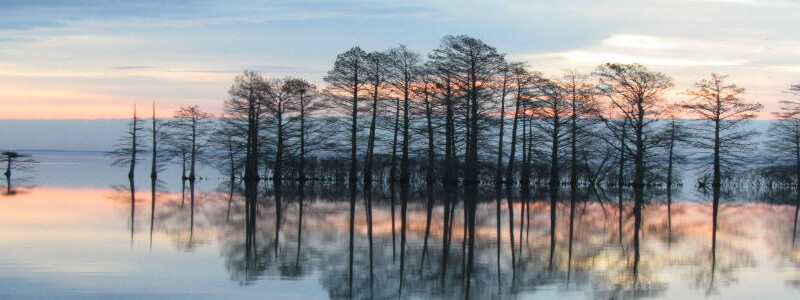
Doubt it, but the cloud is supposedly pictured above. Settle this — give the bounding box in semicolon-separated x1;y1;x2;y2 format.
112;65;159;70
603;35;678;49
552;51;746;67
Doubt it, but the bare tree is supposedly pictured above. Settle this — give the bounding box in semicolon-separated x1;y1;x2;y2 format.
108;105;144;179
2;151;32;179
420;72;438;182
2;151;33;194
558;70;598;186
387;45;421;184
430;35;504;184
225;70;269;182
210;116;245;182
532;76;570;186
680;73;762;188
147;102;170;181
425;59;461;184
164;105;213;181
505;64;537;184
285;78;320;181
767;83;800;213
263;78;298;183
595;63;673;188
661;114;689;187
362;50;390;183
325;47;367;184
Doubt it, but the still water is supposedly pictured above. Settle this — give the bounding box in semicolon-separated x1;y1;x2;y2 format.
1;151;799;299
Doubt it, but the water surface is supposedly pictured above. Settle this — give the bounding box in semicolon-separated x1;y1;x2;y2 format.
1;151;799;299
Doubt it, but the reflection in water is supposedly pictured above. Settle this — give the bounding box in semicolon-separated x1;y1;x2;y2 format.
709;185;720;296
150;176;156;250
70;180;800;299
129;177;136;247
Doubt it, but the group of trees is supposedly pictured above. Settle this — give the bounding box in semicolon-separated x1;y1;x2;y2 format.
109;35;800;194
98;35;800;300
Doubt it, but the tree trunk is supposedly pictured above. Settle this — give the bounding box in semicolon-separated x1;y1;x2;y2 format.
364;81;379;183
390;98;400;182
506;87;522;184
495;83;506;184
401;77;411;184
550;109;560;187
424;86;435;182
151;105;157;180
349;64;360;184
300;92;307;181
189;117;197;181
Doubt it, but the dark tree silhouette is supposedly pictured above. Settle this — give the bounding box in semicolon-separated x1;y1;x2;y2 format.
263;78;298;183
558;70;598;186
767;83;800;191
164;105;213;181
430;35;504;184
2;151;34;194
505;63;537;184
210;117;245;182
660;114;689;187
108;105;144;179
148;102;162;180
225;70;269;182
532;76;570;186
679;73;762;188
2;151;31;179
362;50;390;183
387;45;421;184
325;47;367;184
284;78;320;181
595;63;673;188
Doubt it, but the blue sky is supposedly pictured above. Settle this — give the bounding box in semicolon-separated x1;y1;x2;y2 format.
0;0;798;118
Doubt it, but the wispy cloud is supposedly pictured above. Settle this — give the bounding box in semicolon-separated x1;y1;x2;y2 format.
112;65;159;70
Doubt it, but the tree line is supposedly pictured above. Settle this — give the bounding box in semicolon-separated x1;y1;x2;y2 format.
110;34;800;191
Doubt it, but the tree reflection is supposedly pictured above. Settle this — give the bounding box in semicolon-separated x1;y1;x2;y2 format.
107;180;800;299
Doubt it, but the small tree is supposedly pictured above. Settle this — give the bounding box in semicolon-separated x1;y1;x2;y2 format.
147;102;172;180
165;105;213;181
2;151;34;195
2;151;32;178
108;105;144;179
210;116;246;182
660;113;689;187
679;73;762;188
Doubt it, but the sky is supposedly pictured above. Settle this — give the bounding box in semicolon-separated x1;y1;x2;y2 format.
0;0;798;119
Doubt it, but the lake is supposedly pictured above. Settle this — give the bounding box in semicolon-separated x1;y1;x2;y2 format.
1;151;799;299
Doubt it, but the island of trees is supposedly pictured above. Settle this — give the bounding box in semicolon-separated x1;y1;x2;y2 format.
108;35;800;193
